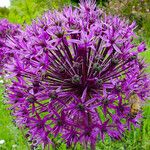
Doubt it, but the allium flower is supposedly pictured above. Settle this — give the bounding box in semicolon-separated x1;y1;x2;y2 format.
0;19;20;74
4;0;150;149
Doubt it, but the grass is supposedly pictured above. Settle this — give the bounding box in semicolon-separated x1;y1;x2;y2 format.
0;43;150;150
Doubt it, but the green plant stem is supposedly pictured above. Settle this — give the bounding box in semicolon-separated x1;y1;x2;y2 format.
20;127;30;150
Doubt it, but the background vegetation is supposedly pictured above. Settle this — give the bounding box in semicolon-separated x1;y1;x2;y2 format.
0;0;150;149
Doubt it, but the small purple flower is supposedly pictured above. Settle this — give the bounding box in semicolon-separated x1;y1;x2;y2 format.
3;0;150;149
137;42;146;52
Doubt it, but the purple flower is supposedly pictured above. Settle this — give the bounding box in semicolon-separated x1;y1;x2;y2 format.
137;42;146;52
3;0;150;149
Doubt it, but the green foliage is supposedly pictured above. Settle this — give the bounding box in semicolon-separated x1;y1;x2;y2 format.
8;0;48;24
46;0;71;9
0;7;9;18
4;0;71;24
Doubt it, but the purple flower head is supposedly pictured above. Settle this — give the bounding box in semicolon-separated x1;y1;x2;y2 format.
0;19;20;74
4;0;150;149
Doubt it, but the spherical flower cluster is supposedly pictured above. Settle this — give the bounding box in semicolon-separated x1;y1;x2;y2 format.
5;0;150;149
0;19;20;74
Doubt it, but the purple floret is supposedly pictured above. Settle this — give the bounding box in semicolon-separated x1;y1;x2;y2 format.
0;19;20;74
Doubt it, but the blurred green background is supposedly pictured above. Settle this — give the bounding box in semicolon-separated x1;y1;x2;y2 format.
0;0;150;150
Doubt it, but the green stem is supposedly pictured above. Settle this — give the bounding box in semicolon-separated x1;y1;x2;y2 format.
20;127;30;150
